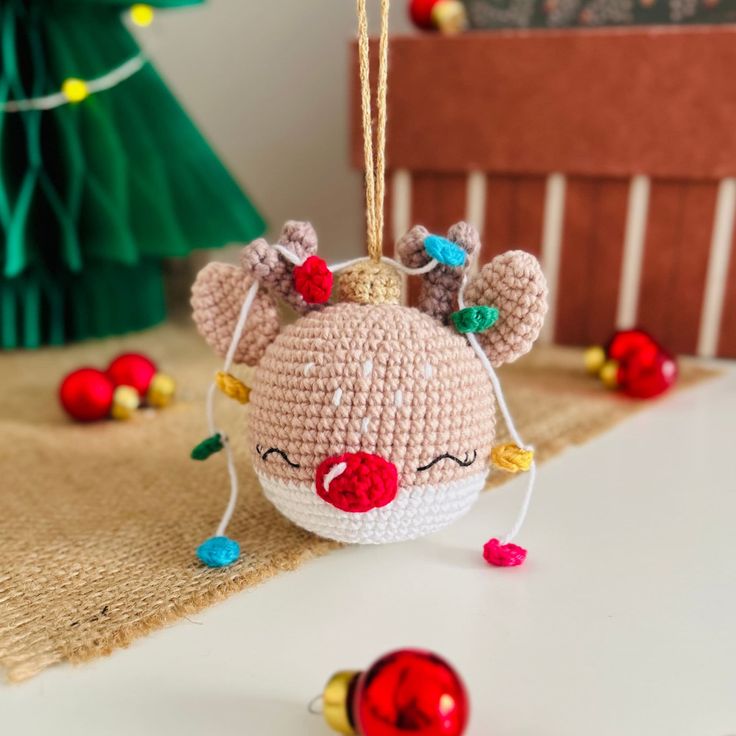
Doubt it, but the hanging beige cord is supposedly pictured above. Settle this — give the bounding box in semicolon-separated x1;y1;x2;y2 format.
341;0;402;303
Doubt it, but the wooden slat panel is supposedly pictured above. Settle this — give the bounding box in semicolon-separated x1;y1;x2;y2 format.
350;30;736;178
483;175;545;261
637;180;716;355
382;173;394;257
407;172;467;304
716;223;736;358
554;177;628;346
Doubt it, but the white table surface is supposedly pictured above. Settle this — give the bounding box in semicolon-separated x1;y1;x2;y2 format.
3;366;735;736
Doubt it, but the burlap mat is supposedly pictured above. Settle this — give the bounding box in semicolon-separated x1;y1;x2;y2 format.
0;322;715;682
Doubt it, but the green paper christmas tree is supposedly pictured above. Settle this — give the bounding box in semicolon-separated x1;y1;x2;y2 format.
0;0;266;348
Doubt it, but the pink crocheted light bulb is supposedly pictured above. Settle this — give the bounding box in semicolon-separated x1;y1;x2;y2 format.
482;538;527;567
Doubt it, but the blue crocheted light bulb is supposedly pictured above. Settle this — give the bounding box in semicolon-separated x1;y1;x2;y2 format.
423;234;467;267
196;536;240;567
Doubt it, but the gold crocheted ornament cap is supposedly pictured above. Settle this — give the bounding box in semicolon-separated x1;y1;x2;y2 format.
338;260;401;305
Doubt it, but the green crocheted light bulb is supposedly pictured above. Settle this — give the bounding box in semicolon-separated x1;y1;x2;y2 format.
451;305;499;334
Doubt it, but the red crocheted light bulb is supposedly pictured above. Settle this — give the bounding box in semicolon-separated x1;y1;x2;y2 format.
293;255;333;304
606;329;659;362
409;0;441;28
352;649;469;736
316;452;398;513
106;353;157;397
59;367;115;422
618;347;678;399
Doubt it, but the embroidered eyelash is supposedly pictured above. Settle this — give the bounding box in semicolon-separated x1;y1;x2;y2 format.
416;450;477;472
257;445;301;468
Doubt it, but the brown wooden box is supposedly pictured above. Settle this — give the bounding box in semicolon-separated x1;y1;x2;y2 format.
350;28;736;357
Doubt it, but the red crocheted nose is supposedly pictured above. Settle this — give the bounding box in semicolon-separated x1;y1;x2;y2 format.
315;452;398;513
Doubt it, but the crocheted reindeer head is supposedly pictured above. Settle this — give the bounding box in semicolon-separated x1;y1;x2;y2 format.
191;221;547;548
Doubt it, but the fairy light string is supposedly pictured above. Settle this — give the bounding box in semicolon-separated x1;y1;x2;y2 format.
0;6;154;113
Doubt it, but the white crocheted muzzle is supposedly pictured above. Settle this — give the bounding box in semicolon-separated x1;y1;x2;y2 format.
255;468;489;544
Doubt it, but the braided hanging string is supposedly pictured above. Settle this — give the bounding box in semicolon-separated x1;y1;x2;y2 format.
356;0;391;263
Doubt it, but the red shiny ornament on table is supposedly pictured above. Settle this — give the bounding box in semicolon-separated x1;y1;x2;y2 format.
617;348;678;399
106;353;157;397
606;328;659;362
59;368;115;422
353;649;469;736
409;0;440;28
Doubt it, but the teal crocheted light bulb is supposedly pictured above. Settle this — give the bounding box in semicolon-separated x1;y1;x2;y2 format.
196;536;240;568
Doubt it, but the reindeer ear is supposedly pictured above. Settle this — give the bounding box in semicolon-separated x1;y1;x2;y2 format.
191;262;280;366
464;250;547;367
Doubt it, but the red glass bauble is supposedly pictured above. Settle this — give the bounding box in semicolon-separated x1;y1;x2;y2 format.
618;348;678;399
106;353;157;397
409;0;440;28
352;649;469;736
606;329;659;362
59;368;115;422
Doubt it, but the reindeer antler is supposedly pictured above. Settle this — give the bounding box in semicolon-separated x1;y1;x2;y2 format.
240;221;322;314
396;222;479;323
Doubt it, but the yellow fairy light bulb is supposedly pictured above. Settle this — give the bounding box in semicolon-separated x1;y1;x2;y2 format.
130;4;155;27
62;78;89;103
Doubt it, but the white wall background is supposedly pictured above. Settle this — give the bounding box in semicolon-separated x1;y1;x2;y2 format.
134;0;413;261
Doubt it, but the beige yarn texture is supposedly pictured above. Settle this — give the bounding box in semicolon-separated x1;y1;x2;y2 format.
0;323;714;682
250;304;494;489
338;261;402;305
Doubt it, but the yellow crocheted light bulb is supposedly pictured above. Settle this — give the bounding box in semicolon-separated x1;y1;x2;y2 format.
62;78;89;103
130;4;155;27
491;443;534;473
215;371;251;404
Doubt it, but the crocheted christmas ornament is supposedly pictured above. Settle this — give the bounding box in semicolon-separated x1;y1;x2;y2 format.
191;220;548;559
188;1;547;569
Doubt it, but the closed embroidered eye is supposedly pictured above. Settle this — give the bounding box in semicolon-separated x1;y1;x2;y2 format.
416;450;477;472
256;444;300;468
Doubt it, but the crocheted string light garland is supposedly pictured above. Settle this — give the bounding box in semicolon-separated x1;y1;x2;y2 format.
190;0;548;568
